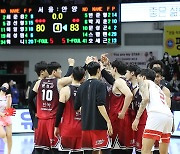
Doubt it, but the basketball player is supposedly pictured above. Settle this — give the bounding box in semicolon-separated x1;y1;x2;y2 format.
125;65;147;154
152;67;173;154
132;69;173;154
29;61;49;131
152;67;171;108
0;83;12;154
149;60;171;91
54;66;85;154
106;60;133;154
29;59;74;130
74;61;113;154
28;62;72;154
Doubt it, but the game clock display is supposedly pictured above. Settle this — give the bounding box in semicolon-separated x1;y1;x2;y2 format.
0;4;121;45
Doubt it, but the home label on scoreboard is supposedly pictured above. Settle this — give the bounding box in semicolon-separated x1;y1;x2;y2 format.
0;4;121;45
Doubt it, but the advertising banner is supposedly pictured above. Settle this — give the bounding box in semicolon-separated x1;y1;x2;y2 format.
164;26;180;56
12;109;33;133
108;51;158;68
172;111;180;137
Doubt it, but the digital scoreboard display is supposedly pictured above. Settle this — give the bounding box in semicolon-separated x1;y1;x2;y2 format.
0;4;121;45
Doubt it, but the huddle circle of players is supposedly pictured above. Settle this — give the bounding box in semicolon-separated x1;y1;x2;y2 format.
27;55;173;154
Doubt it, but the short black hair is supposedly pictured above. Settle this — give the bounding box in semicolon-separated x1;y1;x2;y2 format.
34;61;48;76
149;60;164;69
72;66;85;81
152;67;163;76
86;61;100;76
0;86;8;93
127;64;141;77
140;69;156;81
111;60;127;75
47;62;61;75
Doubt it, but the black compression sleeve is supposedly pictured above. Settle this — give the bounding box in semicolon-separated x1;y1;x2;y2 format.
55;102;65;127
101;69;115;85
82;64;87;71
28;90;37;114
64;66;73;77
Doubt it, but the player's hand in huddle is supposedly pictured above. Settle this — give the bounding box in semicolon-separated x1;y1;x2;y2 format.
54;127;60;138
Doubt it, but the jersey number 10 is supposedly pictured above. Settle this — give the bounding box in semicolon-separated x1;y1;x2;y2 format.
42;89;53;101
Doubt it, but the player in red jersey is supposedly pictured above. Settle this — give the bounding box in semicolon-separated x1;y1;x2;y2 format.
74;61;113;154
28;61;72;154
54;66;85;154
125;65;147;154
106;60;133;154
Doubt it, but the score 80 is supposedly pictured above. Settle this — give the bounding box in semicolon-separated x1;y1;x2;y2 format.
36;24;45;32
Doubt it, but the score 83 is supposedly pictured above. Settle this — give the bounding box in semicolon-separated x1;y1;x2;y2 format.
70;24;79;31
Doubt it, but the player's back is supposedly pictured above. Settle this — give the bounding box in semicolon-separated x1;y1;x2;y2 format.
147;80;172;116
36;78;59;119
109;77;132;122
61;85;81;137
77;79;107;130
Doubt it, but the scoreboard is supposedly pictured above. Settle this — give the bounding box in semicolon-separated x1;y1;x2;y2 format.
0;4;121;45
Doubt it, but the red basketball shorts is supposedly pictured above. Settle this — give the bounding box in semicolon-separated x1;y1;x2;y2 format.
34;118;59;150
82;130;111;150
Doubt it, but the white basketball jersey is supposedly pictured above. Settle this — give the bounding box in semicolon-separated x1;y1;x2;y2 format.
147;80;172;116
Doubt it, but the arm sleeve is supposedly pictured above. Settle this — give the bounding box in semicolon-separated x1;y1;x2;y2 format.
82;64;87;71
74;89;81;110
101;69;115;85
28;90;37;114
64;66;73;77
96;82;107;106
55;102;65;127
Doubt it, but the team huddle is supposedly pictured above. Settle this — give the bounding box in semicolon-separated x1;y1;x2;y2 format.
26;54;173;154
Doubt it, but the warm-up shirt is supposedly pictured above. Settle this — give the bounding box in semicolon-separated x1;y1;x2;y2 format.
74;78;107;130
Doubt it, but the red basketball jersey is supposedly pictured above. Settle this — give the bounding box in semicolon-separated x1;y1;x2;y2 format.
61;85;81;137
109;91;125;123
36;78;59;119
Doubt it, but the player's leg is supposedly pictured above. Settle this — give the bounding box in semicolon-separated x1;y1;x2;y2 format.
0;125;6;138
93;150;100;154
159;142;169;154
5;124;12;154
142;138;155;154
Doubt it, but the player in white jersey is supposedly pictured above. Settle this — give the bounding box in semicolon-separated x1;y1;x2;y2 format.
132;69;173;154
